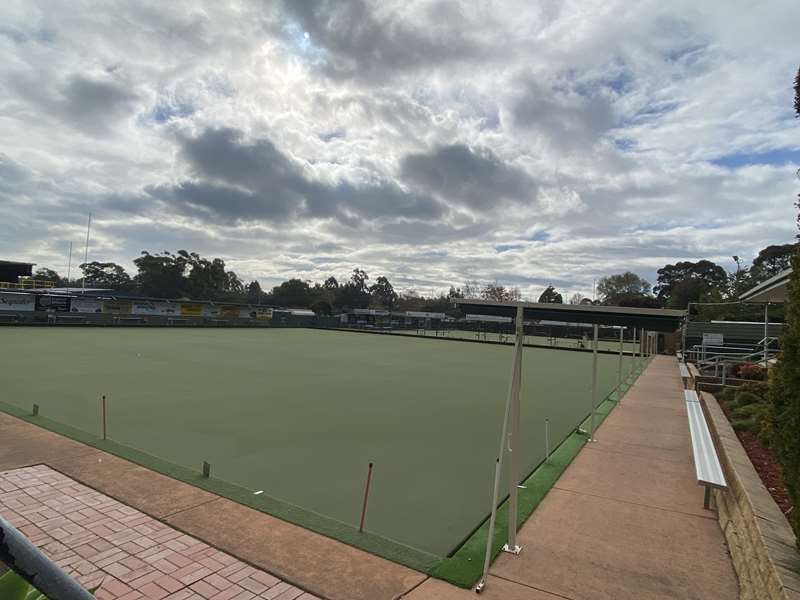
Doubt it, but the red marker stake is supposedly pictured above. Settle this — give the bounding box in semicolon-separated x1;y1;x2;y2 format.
101;395;107;440
359;462;374;533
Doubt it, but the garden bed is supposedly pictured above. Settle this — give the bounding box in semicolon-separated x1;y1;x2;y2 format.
715;387;793;518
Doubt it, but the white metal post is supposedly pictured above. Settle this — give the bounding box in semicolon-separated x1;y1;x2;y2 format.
504;304;524;555
82;213;91;294
617;327;624;391
476;458;502;593
764;303;769;371
630;328;637;378
476;306;522;591
640;328;645;362
589;324;599;441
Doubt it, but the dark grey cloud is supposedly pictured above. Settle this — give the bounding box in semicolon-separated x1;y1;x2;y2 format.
400;144;536;210
9;73;138;136
512;80;616;149
279;0;482;81
155;127;446;224
60;75;139;133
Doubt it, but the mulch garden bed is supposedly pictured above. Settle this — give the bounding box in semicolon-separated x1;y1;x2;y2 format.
717;396;793;516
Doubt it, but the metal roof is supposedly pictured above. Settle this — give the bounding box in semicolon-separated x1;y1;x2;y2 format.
0;260;36;266
739;268;791;303
454;299;685;331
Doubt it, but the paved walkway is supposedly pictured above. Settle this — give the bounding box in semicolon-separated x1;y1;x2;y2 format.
0;464;317;600
0;356;738;600
405;355;739;599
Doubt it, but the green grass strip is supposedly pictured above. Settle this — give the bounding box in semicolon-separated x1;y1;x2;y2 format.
430;356;651;588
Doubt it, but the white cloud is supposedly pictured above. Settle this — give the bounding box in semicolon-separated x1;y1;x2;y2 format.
0;0;797;299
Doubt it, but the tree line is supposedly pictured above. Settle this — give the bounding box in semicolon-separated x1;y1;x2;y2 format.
26;242;795;318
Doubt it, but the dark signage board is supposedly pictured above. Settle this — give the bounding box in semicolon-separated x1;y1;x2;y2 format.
35;295;72;312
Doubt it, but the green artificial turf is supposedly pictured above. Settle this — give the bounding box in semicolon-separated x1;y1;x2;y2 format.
430;358;650;588
0;327;648;573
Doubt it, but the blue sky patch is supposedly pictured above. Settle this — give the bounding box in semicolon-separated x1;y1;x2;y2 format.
711;148;800;168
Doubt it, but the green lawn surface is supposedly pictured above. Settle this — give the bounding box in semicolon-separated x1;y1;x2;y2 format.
0;327;640;571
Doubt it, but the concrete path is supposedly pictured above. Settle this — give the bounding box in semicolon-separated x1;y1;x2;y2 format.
404;355;739;599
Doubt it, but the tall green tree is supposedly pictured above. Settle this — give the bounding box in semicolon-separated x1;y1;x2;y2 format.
538;285;563;303
596;271;652;305
654;260;728;307
271;279;314;307
80;261;133;291
30;267;62;285
247;280;264;304
370;276;398;309
333;269;371;309
750;244;798;283
133;251;189;297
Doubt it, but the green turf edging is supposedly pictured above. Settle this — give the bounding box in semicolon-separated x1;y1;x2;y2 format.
0;399;441;574
429;355;652;588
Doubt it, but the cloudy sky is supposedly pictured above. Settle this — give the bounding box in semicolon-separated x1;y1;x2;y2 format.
1;1;798;298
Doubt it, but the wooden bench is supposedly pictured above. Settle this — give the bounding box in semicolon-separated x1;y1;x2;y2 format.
684;390;727;508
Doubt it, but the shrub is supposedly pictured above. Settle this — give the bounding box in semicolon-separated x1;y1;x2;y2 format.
732;417;758;432
732;402;769;421
757;409;775;448
719;386;738;405
736;362;766;380
731;390;765;409
739;381;769;397
768;250;800;544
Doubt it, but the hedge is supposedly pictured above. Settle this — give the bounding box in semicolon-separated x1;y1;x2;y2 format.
768;250;800;545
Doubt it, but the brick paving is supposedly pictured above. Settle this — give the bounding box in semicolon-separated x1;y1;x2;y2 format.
0;465;320;600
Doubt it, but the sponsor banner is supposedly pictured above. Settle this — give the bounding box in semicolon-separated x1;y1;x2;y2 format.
70;298;102;314
220;305;241;318
180;303;204;317
0;292;36;312
132;300;160;315
102;300;132;315
35;295;71;312
252;307;272;320
203;305;221;318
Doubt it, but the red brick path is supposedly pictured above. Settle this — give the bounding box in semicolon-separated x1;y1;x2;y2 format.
0;465;320;600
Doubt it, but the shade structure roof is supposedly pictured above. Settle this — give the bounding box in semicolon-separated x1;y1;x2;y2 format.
454;299;686;332
739;268;791;304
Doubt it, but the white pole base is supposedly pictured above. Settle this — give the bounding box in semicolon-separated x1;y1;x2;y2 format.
502;543;522;555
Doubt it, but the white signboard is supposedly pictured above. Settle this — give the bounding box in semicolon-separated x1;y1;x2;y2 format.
0;292;36;312
70;298;102;314
702;333;724;346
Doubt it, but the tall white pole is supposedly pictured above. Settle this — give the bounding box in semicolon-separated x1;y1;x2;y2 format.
617;327;624;392
66;241;73;286
589;323;599;441
504;304;524;555
82;214;91;294
477;305;524;592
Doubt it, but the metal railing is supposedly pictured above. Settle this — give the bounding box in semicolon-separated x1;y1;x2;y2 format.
0;279;56;289
0;514;96;599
